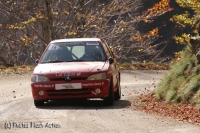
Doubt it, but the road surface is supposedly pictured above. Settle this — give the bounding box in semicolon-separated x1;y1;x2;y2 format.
0;70;200;133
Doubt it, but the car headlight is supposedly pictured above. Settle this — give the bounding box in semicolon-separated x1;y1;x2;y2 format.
31;75;50;82
87;73;106;80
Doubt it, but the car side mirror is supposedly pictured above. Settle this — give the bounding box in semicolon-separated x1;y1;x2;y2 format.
35;59;39;65
108;57;114;64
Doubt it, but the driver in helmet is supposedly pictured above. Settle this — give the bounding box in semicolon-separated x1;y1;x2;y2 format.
81;45;101;60
56;46;73;61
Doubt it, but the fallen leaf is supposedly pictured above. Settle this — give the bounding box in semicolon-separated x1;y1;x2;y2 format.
127;93;131;96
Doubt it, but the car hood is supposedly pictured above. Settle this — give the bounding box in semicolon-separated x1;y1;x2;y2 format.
33;61;109;78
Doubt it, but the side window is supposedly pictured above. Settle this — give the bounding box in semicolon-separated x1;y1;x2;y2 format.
101;40;113;58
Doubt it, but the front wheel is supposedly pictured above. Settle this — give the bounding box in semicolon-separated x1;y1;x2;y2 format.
114;79;121;100
34;100;44;107
104;80;114;106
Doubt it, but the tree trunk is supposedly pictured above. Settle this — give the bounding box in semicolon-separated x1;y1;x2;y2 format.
38;0;54;48
190;36;200;63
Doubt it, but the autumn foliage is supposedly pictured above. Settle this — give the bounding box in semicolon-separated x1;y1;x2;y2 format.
133;93;200;126
0;0;172;66
154;0;200;112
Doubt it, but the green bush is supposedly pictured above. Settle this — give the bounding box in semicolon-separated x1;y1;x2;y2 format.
155;48;200;106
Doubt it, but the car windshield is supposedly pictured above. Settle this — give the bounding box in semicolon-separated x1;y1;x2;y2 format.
40;41;106;63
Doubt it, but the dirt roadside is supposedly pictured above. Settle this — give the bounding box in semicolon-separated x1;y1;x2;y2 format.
0;70;200;133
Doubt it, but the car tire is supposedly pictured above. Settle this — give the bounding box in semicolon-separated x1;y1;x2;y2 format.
114;79;121;100
34;100;44;107
104;80;114;106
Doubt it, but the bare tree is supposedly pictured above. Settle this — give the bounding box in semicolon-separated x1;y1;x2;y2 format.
0;0;172;66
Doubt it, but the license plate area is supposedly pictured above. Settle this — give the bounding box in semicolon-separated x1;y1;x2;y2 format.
55;83;81;90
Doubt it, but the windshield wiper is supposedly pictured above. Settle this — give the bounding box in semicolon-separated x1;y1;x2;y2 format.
72;59;104;62
41;60;65;63
72;59;86;62
89;59;105;62
41;59;98;63
63;59;86;62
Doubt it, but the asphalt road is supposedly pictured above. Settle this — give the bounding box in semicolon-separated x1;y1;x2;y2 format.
0;70;200;133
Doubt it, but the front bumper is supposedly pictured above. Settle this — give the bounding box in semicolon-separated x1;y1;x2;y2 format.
31;79;110;100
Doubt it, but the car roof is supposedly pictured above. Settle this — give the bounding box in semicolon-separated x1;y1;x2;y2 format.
50;38;101;43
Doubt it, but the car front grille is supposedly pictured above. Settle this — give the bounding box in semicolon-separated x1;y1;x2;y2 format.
46;88;91;96
50;77;86;81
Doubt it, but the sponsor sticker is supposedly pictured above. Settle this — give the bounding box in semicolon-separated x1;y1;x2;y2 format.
86;42;99;45
34;84;54;88
82;82;104;87
48;45;59;50
55;72;81;77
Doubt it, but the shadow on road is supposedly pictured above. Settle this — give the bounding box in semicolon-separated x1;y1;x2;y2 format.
36;99;131;110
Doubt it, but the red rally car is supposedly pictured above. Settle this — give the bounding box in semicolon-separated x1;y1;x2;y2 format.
31;38;121;107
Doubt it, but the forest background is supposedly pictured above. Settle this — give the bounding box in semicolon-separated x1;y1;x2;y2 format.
0;0;193;66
